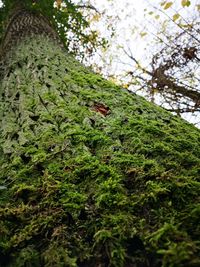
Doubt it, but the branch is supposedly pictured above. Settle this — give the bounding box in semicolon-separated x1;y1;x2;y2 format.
76;4;100;14
146;1;200;44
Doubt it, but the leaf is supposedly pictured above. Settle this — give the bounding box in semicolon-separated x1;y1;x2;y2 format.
92;103;110;116
155;15;160;19
140;32;147;37
163;2;173;9
160;1;167;6
179;23;192;28
173;13;180;21
90;14;101;23
123;83;129;89
181;0;191;7
196;4;200;11
56;0;62;8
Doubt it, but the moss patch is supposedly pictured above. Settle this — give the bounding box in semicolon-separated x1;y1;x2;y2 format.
0;36;200;267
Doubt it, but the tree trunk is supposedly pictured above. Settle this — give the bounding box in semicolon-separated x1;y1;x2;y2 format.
0;5;200;267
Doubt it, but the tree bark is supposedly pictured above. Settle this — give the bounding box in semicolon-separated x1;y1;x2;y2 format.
0;4;60;68
0;5;200;267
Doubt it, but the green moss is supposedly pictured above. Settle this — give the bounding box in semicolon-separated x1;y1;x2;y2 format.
0;36;200;266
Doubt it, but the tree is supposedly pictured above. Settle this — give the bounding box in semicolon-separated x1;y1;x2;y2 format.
0;0;108;62
90;0;200;126
0;1;200;267
124;1;200;125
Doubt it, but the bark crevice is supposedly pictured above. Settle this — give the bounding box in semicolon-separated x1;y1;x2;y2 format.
0;5;61;78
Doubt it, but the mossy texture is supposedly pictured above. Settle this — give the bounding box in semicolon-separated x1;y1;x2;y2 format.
0;36;200;267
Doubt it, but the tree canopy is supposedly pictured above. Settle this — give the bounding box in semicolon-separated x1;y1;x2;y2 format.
0;0;107;60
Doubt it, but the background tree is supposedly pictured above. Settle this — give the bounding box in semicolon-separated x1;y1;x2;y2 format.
86;0;200;126
0;1;200;267
124;1;200;125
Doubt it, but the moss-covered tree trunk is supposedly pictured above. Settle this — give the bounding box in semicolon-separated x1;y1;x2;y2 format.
0;5;200;267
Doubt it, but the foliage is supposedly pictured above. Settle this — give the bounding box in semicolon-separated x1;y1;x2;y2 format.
88;0;200;126
0;35;200;266
135;1;200;120
0;0;108;60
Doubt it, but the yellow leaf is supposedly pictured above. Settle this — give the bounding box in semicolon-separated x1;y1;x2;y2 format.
152;88;158;93
57;0;62;8
140;32;147;37
181;0;191;7
123;84;129;89
173;13;180;21
155;15;160;19
160;1;167;6
178;23;192;28
90;14;101;23
164;2;173;9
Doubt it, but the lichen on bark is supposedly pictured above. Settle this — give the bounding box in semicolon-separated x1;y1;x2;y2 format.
0;5;200;267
